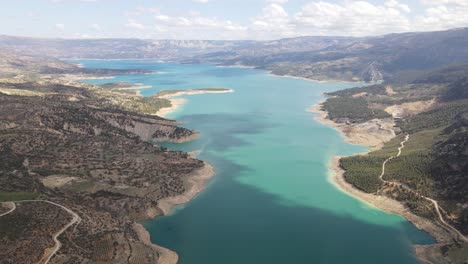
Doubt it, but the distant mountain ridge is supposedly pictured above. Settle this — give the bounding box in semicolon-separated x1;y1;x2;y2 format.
0;35;254;60
1;27;468;82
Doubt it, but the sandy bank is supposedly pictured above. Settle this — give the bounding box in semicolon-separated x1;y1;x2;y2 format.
133;223;178;264
157;162;215;215
328;156;452;242
156;98;187;118
310;100;453;261
272;73;360;84
155;89;234;117
157;89;234;99
63;74;115;81
116;85;153;90
308;101;395;151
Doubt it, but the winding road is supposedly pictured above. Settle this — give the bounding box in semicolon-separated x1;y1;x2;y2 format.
0;200;81;264
377;134;468;243
0;202;16;217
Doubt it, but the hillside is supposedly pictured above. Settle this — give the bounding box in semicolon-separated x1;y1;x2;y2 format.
320;63;468;263
196;28;468;82
0;52;205;263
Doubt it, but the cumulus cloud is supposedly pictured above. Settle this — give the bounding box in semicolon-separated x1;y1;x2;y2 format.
415;3;468;30
385;0;411;13
115;0;468;39
250;3;294;39
293;1;411;36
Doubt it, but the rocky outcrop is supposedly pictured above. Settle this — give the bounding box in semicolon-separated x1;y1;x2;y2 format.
360;62;383;82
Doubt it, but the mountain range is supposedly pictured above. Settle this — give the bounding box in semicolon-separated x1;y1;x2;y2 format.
2;27;468;82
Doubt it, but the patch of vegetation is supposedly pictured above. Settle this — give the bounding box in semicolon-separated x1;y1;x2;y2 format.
340;135;404;193
399;99;468;134
442;77;468;102
383;128;443;196
122;96;171;115
327;84;387;97
341;96;468;231
0;192;38;202
441;242;468;264
92;89;171;115
322;97;391;123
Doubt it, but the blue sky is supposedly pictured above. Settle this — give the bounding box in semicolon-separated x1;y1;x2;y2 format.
2;0;468;40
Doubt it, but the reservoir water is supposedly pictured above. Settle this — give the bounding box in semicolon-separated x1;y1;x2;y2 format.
80;60;435;264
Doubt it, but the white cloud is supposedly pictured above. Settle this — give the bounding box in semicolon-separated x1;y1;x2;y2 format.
415;3;468;30
155;15;245;31
192;0;209;3
113;0;468;40
250;3;294;39
55;23;65;31
420;0;468;6
91;23;101;31
385;0;411;13
124;6;160;17
266;0;288;4
293;1;411;36
125;19;145;30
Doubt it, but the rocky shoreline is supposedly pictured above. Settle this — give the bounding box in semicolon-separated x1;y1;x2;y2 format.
141;160;216;264
157;162;215;215
142;89;222;263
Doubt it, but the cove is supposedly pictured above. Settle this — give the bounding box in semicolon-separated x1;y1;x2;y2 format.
79;60;435;264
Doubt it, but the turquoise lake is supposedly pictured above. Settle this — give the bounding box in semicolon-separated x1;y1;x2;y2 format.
80;60;435;264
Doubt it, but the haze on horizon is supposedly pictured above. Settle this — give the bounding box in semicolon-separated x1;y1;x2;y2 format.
2;0;468;40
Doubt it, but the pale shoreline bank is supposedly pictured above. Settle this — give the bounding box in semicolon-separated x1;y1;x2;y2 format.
157;162;215;215
155;89;234;118
139;162;216;264
308;100;395;151
217;64;363;84
143;88;228;263
273;73;360;84
309;100;453;261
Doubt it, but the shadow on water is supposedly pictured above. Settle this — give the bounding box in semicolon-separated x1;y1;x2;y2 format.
162;112;276;152
150;97;435;264
146;153;428;264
